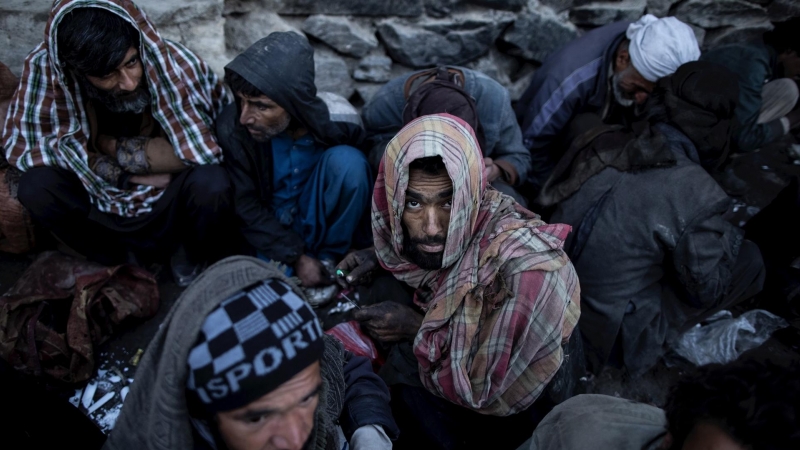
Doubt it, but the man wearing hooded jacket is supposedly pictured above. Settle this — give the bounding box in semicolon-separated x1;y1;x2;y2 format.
217;32;372;306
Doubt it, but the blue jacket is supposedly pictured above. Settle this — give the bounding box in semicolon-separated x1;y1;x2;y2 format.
362;67;531;186
515;21;630;151
701;44;785;152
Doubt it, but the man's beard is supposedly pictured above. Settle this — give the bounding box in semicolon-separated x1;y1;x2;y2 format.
79;74;151;114
246;112;292;142
402;225;445;270
612;72;635;108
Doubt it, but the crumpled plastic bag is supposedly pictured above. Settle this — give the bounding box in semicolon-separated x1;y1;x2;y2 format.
671;309;788;366
325;320;384;370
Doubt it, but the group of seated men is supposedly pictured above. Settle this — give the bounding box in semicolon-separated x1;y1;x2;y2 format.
2;0;800;449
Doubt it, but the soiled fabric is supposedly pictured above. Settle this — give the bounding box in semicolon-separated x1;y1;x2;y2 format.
654;61;739;170
517;394;667;450
627;15;700;83
2;0;227;217
372;113;580;416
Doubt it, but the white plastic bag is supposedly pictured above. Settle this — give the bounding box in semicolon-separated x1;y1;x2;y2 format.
671;309;788;366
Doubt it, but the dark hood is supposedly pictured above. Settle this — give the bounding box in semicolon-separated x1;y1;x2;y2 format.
649;60;739;170
225;32;364;147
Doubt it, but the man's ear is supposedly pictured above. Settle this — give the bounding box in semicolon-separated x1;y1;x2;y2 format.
615;41;631;73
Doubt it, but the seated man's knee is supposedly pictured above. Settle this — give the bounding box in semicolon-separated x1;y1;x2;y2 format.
321;145;371;186
17;167;73;216
184;165;232;209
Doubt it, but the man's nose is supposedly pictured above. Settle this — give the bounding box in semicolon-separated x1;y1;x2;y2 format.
118;70;138;92
239;106;254;125
270;416;307;450
423;208;443;237
635;91;649;105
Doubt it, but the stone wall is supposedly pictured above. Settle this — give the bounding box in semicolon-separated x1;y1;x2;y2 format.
1;0;797;106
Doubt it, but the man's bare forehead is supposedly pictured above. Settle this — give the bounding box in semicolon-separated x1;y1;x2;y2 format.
406;169;453;201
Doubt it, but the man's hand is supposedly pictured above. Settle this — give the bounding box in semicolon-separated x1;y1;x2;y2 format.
354;301;423;343
130;173;171;188
97;135;118;157
483;157;501;183
336;247;378;287
294;254;329;287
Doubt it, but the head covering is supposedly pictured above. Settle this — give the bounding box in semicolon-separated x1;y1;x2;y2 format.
653;60;739;168
372;113;580;415
186;279;325;413
104;256;347;450
2;0;228;217
626;14;700;83
225;32;364;147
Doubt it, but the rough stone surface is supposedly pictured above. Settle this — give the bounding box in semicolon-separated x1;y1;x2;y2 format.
264;0;425;17
675;0;769;29
314;46;355;100
540;0;574;13
500;7;579;63
377;12;514;68
646;0;679;17
302;15;378;58
354;55;394;83
704;22;774;49
3;0;800;109
466;0;527;11
225;10;302;55
355;83;384;104
569;0;647;27
768;0;800;23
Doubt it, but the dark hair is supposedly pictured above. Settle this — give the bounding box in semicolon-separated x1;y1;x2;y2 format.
665;360;800;449
765;18;800;55
224;69;264;98
409;156;447;177
57;8;139;77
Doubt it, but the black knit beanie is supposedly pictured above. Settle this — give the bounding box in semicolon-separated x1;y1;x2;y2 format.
186;278;325;413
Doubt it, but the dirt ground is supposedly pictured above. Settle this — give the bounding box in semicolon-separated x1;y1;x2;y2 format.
1;135;799;433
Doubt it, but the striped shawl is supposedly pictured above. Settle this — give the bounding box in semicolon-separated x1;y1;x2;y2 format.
2;0;227;217
372;114;581;416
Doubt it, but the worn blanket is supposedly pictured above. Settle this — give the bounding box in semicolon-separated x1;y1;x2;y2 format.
372;114;580;415
2;0;227;217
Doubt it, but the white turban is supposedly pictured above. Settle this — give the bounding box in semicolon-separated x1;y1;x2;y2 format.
626;14;701;82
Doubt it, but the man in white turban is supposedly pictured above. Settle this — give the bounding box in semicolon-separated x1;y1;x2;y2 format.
515;14;700;193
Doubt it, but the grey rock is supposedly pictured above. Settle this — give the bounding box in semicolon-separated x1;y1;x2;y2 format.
377;12;515;68
355;83;384;104
225;10;302;55
302;15;378;58
703;22;774;49
500;7;579;63
314;47;355;100
465;48;519;87
264;0;424;17
160;18;229;77
646;0;679;17
465;0;527;10
540;0;574;13
768;0;800;22
136;0;223;25
354;55;393;82
507;63;537;102
570;0;647;27
675;0;768;29
687;23;706;49
0;0;50;76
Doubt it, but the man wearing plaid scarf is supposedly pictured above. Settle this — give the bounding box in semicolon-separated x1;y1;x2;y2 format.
337;114;581;449
2;0;232;283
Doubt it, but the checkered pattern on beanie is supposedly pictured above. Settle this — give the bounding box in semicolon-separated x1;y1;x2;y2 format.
186;278;324;412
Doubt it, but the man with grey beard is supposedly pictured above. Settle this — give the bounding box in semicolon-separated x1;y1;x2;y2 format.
3;1;232;285
515;14;700;196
